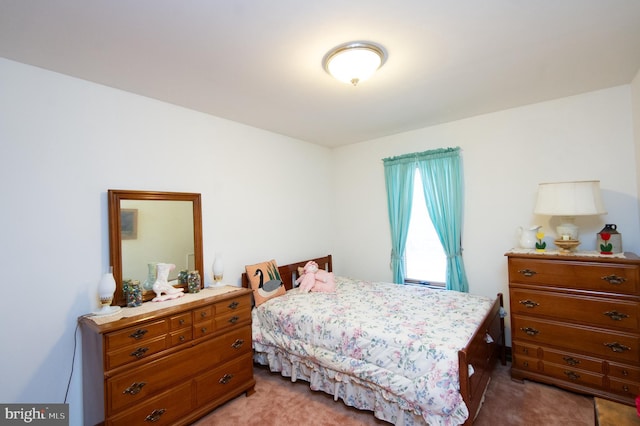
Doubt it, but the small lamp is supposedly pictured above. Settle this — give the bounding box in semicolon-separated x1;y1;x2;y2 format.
211;253;224;287
323;42;386;86
95;266;121;316
534;180;607;248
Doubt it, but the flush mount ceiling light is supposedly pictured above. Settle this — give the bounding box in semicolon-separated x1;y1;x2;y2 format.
323;42;386;86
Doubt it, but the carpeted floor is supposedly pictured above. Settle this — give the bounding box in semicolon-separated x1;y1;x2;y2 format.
193;362;594;425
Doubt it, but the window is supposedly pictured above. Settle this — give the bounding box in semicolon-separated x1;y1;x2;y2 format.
405;169;447;286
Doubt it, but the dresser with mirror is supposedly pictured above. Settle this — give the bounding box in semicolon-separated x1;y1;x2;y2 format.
79;190;255;426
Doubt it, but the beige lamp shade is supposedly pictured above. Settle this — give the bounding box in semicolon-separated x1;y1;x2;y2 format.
534;180;607;241
534;180;607;216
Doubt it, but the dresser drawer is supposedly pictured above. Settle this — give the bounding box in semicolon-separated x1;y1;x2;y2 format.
215;308;251;331
609;377;640;398
215;294;252;315
170;313;192;329
169;328;192;347
194;306;213;322
108;381;192;426
542;361;605;389
509;258;640;295
511;288;639;331
106;335;168;370
541;347;604;374
512;315;640;363
512;353;540;372
193;319;215;338
106;320;168;350
195;352;254;406
607;361;640;381
108;349;196;414
512;341;540;358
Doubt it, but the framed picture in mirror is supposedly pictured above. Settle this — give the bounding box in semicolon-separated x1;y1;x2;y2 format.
120;209;138;240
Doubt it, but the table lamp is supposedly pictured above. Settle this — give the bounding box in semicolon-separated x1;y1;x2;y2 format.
533;180;607;250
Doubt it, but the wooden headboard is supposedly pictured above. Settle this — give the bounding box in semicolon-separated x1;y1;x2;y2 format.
241;254;333;291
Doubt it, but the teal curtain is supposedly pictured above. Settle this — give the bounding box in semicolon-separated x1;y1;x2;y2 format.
416;148;468;292
383;147;468;292
382;156;415;283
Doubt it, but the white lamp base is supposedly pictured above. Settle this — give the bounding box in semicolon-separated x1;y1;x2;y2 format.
92;305;122;316
556;217;579;240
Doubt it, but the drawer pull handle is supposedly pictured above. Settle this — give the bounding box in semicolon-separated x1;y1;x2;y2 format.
603;311;629;321
522;348;529;354
200;311;208;318
201;327;207;334
179;319;185;325
228;316;239;324
228;301;239;309
179;335;185;342
518;269;537;277
519;299;539;309
522;361;529;367
130;347;149;359
231;338;245;349
602;274;626;285
520;327;539;336
129;329;148;340
622;369;629;376
123;382;146;395
623;385;630;392
219;373;234;385
604;342;631;353
562;356;580;366
564;371;580;381
144;408;166;422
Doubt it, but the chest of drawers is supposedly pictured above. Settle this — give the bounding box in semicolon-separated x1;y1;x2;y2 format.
507;252;640;405
80;287;255;426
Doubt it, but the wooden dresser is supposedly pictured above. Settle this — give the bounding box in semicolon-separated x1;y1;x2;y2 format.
79;287;255;426
507;252;640;405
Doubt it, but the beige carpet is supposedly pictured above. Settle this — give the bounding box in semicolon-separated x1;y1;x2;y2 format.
193;362;594;425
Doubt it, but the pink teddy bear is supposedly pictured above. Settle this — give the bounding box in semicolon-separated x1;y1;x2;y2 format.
295;261;336;293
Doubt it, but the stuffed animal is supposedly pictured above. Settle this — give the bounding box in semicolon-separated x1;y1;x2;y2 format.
295;261;336;293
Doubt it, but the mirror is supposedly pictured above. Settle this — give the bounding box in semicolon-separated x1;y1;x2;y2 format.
108;189;204;306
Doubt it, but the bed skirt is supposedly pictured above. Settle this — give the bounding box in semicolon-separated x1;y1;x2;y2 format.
254;347;431;425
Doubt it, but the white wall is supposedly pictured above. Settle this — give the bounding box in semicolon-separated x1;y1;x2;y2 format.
632;68;640;218
332;85;640;343
0;58;333;425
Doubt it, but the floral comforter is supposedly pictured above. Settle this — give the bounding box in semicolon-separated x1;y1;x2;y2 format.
252;276;495;425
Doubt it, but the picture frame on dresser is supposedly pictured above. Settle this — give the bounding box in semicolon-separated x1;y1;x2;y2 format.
506;251;640;406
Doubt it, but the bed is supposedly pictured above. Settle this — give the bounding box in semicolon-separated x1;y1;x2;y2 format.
241;255;505;425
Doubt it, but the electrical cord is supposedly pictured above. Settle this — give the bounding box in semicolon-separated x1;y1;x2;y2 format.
64;321;80;404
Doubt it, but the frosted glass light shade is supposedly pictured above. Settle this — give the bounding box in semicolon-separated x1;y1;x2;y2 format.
324;42;385;86
98;268;116;304
212;253;224;286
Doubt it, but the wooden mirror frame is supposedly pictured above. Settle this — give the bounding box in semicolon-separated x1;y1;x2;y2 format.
108;189;204;306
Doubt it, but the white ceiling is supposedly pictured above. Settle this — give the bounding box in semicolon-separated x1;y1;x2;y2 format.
1;1;640;148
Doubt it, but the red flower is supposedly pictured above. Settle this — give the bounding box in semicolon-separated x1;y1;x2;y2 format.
600;232;611;241
636;394;640;417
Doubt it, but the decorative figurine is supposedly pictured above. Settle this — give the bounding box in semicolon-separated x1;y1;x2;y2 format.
535;231;546;252
599;231;613;255
152;263;184;302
